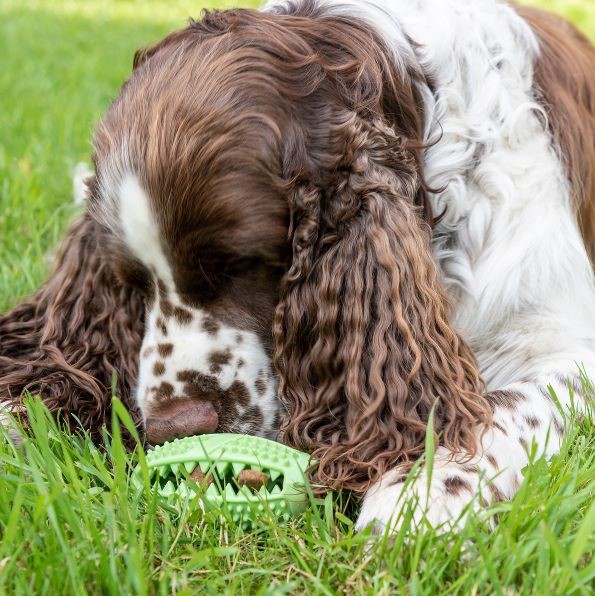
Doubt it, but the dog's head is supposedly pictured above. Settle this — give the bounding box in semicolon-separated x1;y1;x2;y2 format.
85;7;487;490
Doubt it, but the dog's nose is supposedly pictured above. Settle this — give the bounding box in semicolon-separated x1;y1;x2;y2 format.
144;400;219;444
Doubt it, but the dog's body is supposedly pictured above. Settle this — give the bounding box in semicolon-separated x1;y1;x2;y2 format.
1;0;594;532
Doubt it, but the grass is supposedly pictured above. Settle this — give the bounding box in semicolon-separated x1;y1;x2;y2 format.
1;398;594;594
0;0;594;593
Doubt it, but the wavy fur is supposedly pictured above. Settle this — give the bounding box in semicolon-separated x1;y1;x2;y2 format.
275;113;488;490
0;215;144;440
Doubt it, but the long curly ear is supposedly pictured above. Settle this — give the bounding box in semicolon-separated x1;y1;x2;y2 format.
0;214;145;441
274;115;491;492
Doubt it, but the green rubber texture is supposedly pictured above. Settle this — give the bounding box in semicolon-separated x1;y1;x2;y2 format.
137;434;313;526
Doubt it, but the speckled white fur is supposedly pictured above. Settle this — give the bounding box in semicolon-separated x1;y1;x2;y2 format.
138;287;279;435
117;176;279;435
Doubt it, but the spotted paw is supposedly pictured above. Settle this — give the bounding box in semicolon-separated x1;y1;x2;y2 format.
356;449;488;534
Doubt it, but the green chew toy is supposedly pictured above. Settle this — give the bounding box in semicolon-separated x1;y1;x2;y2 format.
138;433;313;525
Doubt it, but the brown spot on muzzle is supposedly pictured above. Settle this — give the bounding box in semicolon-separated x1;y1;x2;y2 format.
202;315;220;336
209;348;232;374
255;369;268;395
153;381;174;400
158;343;174;357
177;370;250;408
156;317;168;335
173;306;193;325
177;370;220;399
174;370;254;432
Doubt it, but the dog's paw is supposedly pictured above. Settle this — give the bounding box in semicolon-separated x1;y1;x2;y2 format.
355;450;485;534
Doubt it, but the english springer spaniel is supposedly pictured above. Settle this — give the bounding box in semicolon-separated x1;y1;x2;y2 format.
1;0;594;532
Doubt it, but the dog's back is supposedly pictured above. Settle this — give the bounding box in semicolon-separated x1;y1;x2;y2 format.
517;4;595;260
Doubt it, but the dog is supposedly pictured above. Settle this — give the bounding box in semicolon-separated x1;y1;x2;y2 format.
1;0;594;532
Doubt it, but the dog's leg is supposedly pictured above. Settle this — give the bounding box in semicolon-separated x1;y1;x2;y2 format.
356;366;591;532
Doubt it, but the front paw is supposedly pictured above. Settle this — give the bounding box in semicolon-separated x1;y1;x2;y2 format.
356;454;484;534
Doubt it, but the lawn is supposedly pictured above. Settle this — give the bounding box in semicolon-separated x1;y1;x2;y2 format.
0;0;594;593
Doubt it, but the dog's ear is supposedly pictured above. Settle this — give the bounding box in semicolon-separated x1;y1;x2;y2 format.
274;115;491;492
0;214;145;441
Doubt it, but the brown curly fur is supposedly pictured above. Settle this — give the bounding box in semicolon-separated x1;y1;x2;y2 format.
0;215;145;441
273;108;489;492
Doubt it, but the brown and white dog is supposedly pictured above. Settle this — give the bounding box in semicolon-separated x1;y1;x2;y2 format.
1;0;594;532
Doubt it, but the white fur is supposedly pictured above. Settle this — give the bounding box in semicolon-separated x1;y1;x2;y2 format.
266;0;595;531
118;175;174;286
72;162;92;205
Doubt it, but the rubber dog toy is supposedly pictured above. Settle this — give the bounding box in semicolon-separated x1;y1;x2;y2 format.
139;433;313;525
